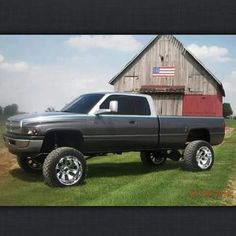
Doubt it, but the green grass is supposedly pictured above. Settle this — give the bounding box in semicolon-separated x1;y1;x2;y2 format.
0;117;235;206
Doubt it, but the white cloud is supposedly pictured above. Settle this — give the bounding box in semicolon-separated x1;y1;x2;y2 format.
0;50;117;113
187;44;231;63
0;64;113;113
223;71;236;115
0;54;4;63
65;35;142;52
0;61;29;72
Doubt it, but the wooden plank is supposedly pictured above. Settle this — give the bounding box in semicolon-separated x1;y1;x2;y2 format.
183;95;223;116
152;94;183;115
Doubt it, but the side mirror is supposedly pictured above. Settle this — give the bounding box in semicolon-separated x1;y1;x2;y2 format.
95;100;118;115
109;100;118;113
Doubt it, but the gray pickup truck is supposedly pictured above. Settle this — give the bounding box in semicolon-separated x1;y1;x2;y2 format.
3;92;225;187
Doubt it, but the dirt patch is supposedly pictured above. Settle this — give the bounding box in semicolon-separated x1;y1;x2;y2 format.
225;127;234;137
224;178;236;205
223;127;236;205
0;148;18;177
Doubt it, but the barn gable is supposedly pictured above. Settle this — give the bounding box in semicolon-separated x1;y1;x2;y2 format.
109;35;225;96
109;35;225;116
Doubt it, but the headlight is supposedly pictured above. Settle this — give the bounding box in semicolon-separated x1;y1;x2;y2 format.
22;127;41;136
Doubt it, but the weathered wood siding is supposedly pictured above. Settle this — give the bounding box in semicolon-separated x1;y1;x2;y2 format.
113;35;220;116
152;94;183;115
114;35;218;95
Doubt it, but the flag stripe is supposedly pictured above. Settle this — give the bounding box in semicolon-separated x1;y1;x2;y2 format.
158;70;175;72
152;66;175;77
157;69;175;72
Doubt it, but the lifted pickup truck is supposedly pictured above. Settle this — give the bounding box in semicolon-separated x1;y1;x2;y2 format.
3;92;225;187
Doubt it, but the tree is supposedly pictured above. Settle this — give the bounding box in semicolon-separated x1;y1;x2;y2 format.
223;103;233;118
45;107;55;112
0;106;2;115
11;104;18;115
4;104;19;116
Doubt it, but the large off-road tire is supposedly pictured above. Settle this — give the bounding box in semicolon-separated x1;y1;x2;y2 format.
17;155;43;173
140;151;166;166
183;140;214;171
43;147;87;187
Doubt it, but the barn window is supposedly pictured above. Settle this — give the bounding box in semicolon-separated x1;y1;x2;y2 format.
188;75;204;93
123;76;139;92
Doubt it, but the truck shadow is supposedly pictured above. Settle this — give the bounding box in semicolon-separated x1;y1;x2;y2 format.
9;168;44;183
8;161;183;183
87;160;183;178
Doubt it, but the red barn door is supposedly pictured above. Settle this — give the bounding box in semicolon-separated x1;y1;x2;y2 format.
183;94;222;116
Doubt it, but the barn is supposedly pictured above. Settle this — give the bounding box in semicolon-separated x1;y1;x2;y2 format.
109;35;225;116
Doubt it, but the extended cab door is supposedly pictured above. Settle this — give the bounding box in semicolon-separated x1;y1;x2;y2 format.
87;94;158;151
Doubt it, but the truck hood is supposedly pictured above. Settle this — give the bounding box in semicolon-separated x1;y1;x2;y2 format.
8;112;71;122
7;112;88;126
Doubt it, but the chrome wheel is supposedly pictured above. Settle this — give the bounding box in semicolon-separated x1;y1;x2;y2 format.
150;152;166;165
26;156;43;170
196;146;213;170
55;156;83;186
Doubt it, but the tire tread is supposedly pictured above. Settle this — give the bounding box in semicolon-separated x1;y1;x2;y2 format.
17;155;42;174
140;151;166;166
183;140;214;171
43;147;87;187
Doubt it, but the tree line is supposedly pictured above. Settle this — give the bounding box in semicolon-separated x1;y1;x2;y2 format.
0;104;56;116
0;104;19;116
223;103;234;118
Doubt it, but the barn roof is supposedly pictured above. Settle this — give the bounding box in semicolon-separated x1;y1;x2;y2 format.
109;35;225;96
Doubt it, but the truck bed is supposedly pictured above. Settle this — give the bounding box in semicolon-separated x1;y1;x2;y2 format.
158;116;225;148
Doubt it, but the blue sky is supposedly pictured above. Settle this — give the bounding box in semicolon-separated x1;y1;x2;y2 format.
0;35;235;113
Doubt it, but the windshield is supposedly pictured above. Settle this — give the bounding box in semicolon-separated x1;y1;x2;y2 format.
61;93;104;114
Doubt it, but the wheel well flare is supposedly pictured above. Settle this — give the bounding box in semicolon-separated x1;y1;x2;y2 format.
41;130;83;153
187;129;210;143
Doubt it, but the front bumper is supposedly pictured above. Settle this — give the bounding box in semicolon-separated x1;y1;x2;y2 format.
3;135;43;155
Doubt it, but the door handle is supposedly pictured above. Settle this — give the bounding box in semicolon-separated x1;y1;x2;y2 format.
129;120;136;124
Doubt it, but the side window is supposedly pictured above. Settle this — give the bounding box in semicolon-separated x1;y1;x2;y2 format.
129;97;151;115
100;95;151;115
100;95;134;115
100;95;119;111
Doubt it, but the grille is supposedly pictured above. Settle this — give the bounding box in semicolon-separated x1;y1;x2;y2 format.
6;120;21;134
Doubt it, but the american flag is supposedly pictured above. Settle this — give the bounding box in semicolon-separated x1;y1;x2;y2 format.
152;66;175;77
